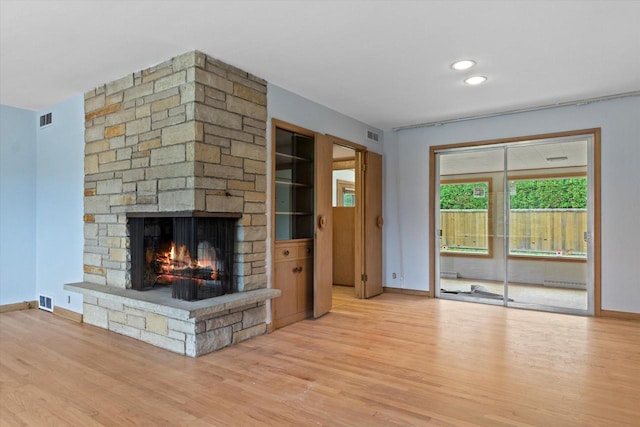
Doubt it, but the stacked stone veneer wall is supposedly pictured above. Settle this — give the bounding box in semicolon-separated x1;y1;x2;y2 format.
82;51;267;292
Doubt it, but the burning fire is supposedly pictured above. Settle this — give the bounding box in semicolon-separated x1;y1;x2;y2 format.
151;242;219;281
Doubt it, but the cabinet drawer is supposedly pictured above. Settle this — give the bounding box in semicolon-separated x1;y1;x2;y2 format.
301;244;313;258
275;245;298;261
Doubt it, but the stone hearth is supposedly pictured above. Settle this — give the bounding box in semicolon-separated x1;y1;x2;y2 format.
68;51;277;356
65;282;278;357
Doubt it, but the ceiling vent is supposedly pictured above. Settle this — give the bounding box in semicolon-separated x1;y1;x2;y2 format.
39;112;52;128
366;129;380;143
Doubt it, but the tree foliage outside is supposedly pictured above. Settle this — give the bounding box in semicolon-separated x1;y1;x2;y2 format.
440;178;587;210
440;183;488;209
510;178;587;209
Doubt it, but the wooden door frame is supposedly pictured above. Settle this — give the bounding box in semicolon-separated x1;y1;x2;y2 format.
428;128;601;316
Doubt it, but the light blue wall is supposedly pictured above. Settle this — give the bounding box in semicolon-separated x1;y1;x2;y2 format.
267;83;383;153
0;96;84;312
0;105;37;304
35;95;85;313
383;95;640;313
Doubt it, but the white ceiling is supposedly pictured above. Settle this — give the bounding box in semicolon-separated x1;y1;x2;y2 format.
439;138;587;175
1;0;639;130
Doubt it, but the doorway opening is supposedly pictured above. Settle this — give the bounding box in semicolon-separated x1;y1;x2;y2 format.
430;129;600;315
329;136;384;302
332;143;358;300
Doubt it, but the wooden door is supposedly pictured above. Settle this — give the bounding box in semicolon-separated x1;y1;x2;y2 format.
332;207;355;286
314;134;333;317
363;151;383;298
273;258;299;323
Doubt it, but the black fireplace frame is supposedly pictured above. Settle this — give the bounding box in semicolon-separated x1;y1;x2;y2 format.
127;211;241;300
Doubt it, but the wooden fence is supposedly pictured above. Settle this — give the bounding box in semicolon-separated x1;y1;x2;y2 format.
441;209;587;255
440;210;488;251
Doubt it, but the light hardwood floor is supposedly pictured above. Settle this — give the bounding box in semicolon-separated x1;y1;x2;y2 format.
1;288;639;426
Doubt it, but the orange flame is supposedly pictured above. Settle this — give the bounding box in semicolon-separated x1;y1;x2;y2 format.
155;242;218;280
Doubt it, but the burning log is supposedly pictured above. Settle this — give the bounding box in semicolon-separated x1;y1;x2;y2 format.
155;265;219;280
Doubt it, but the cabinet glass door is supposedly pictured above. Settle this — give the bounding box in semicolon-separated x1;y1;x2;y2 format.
274;127;314;240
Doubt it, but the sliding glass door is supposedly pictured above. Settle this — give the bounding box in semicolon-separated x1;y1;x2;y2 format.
505;139;591;313
435;146;506;305
435;133;595;315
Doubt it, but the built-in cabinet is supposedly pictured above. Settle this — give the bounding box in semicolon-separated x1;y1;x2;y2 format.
272;240;314;328
274;127;314;240
271;120;381;329
272;123;316;328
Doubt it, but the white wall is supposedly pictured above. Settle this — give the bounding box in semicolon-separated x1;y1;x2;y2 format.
332;169;355;206
383;95;640;313
35;95;85;313
0;96;84;312
0;105;37;304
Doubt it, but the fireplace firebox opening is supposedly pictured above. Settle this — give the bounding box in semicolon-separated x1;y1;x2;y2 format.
127;213;239;301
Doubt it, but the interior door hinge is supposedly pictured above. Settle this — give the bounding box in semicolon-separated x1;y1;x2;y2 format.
361;274;368;282
362;163;367;172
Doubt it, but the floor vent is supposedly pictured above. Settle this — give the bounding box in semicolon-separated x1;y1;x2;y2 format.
543;279;586;290
366;129;380;143
38;294;53;312
440;271;459;279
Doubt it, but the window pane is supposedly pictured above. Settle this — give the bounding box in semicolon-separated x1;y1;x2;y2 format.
440;181;490;255
508;177;587;258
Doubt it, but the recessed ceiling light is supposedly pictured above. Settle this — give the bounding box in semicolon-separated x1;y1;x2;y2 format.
451;60;476;71
464;76;487;85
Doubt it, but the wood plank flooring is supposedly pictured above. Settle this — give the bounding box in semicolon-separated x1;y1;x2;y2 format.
1;287;639;426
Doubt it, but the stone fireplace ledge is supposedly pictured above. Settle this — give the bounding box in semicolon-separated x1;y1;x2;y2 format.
64;282;280;321
64;282;281;357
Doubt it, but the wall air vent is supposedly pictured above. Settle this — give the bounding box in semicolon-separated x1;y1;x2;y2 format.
39;112;52;128
543;279;586;290
38;294;53;312
440;271;459;279
366;129;380;143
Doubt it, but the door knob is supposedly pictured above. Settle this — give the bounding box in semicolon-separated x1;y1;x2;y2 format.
318;215;327;229
377;216;384;228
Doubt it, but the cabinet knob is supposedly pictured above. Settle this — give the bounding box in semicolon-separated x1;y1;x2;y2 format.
306;247;311;254
283;250;290;256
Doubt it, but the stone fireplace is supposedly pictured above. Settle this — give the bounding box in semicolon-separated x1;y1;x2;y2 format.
128;213;238;300
65;51;279;356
